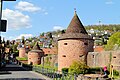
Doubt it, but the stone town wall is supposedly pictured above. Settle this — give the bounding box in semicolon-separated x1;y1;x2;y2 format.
58;39;93;71
111;50;120;70
87;50;120;71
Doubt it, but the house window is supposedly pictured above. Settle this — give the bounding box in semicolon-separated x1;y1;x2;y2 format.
113;56;116;58
93;55;94;58
29;58;31;59
64;43;67;45
62;55;66;57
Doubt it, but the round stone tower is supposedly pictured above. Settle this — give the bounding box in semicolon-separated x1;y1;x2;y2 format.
19;48;26;58
28;42;44;65
58;11;94;71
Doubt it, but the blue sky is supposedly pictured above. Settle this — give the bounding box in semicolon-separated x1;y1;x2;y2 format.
1;0;120;40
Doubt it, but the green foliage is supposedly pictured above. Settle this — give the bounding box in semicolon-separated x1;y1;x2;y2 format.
88;67;103;74
12;44;18;52
113;70;119;76
40;32;44;36
69;60;89;74
85;24;120;32
105;32;120;50
44;57;51;66
16;57;28;61
62;68;69;74
36;64;58;71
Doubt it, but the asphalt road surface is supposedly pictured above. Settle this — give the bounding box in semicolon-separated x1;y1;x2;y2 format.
0;64;51;80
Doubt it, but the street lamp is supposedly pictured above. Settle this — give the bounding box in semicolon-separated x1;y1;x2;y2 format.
0;0;16;67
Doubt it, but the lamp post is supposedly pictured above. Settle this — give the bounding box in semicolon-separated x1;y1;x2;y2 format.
0;0;16;67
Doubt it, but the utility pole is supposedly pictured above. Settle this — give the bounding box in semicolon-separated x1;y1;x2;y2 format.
0;0;16;67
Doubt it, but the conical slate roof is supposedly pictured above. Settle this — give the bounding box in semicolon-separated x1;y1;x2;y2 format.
58;11;92;40
32;42;40;50
66;11;87;34
31;42;43;52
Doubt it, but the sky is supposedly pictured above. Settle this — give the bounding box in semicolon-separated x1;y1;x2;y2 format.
1;0;120;40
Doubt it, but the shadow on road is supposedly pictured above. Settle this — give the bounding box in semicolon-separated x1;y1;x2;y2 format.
0;71;11;75
0;64;30;71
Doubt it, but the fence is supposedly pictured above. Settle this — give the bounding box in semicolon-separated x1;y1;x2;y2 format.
32;66;77;80
16;62;119;80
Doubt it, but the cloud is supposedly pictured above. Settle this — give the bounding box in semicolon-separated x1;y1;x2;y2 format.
2;8;31;30
44;12;48;15
1;35;15;40
105;1;114;4
15;1;40;12
16;34;33;39
53;26;64;31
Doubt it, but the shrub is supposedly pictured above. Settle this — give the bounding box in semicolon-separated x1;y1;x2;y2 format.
88;67;103;74
62;68;69;74
69;60;89;74
113;70;119;76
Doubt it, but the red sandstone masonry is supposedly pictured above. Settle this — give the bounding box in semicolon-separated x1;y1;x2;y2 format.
58;39;93;71
87;50;120;71
28;51;43;65
19;48;26;58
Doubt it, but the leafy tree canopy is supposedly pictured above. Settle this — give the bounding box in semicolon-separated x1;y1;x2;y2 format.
105;32;120;50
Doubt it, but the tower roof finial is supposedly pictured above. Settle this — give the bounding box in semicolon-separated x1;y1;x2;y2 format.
74;8;77;14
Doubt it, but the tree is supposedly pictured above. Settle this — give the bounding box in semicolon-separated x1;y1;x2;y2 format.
69;60;89;74
22;36;25;44
48;32;52;38
40;32;44;37
61;30;65;34
6;40;10;48
105;32;120;50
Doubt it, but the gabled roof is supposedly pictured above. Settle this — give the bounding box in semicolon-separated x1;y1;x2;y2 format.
66;11;87;34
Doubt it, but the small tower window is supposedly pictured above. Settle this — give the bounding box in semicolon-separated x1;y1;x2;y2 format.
62;55;66;57
84;43;88;45
52;45;54;47
79;55;83;57
93;55;94;58
64;43;67;45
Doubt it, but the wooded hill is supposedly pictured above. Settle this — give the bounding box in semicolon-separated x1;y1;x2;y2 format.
85;24;120;32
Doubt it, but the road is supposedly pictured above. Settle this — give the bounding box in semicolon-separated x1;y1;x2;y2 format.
0;63;51;80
